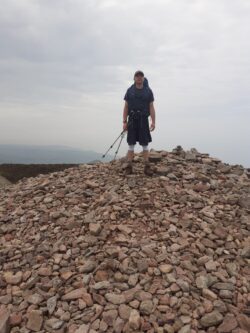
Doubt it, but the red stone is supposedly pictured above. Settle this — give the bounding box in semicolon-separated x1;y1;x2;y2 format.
218;315;238;332
10;312;22;326
237;314;250;332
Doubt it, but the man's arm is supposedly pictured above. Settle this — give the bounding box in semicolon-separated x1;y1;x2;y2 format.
123;101;129;130
149;102;155;131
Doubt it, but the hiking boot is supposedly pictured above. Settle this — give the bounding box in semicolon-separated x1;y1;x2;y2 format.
123;162;133;175
144;162;153;176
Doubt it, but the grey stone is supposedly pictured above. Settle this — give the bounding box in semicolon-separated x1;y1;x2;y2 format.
118;304;132;320
92;281;111;290
27;293;44;305
176;279;190;292
137;259;148;273
129;310;141;330
212;282;235;291
47;296;57;315
225;263;238;277
139;300;154;315
196;276;208;289
81;261;97;273
0;295;12;305
241;246;250;259
105;293;126;305
200;311;223;328
89;223;102;236
238;195;250;209
178;325;191;333
75;324;90;333
45;318;64;330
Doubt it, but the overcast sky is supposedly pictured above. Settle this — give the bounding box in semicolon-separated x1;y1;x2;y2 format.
0;0;249;166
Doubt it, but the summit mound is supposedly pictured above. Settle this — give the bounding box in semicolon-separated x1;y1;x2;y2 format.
0;148;250;333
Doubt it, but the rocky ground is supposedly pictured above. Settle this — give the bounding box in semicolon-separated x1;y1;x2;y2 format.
0;147;249;333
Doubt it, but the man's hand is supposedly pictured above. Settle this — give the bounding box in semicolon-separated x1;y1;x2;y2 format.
149;102;155;132
123;122;128;131
150;123;155;131
123;102;128;132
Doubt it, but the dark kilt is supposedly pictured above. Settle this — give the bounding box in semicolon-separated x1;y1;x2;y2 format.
127;113;152;146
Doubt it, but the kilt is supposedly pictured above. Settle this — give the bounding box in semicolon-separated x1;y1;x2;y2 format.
127;111;152;146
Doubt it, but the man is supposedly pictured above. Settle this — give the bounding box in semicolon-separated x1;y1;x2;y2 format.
123;70;156;175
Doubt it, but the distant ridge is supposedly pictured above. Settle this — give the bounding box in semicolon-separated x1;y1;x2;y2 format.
0;175;11;187
0;144;112;164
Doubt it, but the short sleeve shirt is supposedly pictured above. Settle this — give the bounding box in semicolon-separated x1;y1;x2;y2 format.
124;85;154;115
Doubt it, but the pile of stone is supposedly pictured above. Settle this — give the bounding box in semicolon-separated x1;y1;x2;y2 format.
0;147;249;333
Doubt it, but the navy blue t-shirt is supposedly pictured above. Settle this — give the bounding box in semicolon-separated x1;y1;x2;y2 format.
124;85;154;116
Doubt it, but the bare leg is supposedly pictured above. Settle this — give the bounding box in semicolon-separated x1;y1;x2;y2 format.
127;150;134;163
123;146;134;174
142;150;149;163
142;146;153;176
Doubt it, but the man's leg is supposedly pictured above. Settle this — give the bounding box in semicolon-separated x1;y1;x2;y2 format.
127;145;135;163
123;145;135;174
142;145;149;163
142;145;153;176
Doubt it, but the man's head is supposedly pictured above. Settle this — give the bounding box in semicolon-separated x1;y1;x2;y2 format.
134;70;144;86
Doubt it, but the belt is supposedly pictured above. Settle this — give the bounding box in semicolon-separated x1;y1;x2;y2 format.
128;110;145;129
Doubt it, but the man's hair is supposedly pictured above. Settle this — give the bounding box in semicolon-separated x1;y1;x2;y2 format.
134;70;144;78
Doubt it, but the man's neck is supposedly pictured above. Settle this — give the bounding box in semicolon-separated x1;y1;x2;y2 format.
135;83;143;89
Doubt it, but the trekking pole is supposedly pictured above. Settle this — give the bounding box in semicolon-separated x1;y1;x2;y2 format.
102;130;126;159
113;131;126;160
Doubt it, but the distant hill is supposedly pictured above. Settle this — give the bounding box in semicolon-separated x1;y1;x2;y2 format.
0;144;112;164
0;174;11;187
0;164;77;183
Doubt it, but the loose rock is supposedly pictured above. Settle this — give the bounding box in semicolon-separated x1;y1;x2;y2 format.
0;148;249;332
129;309;141;330
0;307;10;333
26;310;43;332
200;311;224;328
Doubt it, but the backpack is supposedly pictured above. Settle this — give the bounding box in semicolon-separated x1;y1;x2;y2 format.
127;77;152;117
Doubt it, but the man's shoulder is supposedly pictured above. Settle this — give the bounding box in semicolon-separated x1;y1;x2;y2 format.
126;84;136;95
126;84;153;95
145;86;153;95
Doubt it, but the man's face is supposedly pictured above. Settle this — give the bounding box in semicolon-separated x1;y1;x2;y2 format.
134;74;144;85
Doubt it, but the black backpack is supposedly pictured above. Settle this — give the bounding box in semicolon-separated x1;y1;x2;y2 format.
127;77;151;116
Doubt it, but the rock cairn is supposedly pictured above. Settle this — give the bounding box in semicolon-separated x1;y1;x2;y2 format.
0;147;249;333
